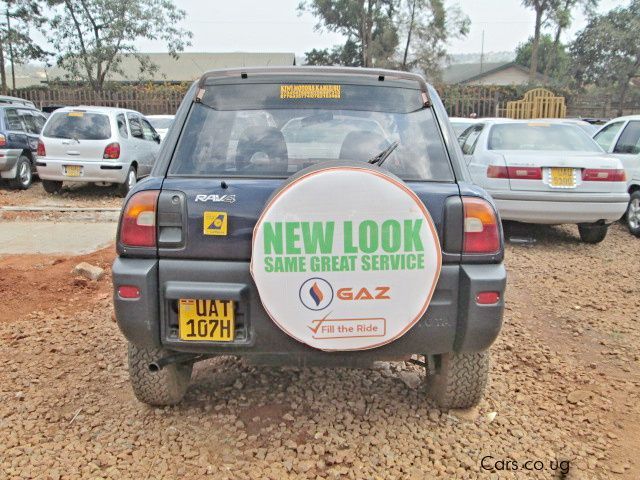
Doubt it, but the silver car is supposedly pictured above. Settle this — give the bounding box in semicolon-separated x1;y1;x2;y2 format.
145;114;174;142
36;106;161;195
460;119;629;243
593;115;640;236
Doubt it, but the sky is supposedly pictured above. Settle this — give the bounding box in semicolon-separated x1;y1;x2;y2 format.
133;0;624;57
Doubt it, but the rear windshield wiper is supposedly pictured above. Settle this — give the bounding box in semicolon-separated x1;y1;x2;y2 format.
368;141;399;167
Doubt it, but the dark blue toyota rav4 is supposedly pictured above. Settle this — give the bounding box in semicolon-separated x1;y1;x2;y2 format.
112;67;506;409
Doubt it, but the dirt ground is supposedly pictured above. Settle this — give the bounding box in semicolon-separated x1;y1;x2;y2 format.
0;219;638;479
0;181;123;209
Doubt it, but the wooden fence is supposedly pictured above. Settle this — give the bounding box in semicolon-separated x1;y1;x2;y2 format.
7;85;640;119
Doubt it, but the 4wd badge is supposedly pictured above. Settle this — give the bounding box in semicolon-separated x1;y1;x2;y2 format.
203;212;228;236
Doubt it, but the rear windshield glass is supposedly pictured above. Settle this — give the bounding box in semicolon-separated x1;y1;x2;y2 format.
488;123;601;152
169;83;453;181
43;111;111;140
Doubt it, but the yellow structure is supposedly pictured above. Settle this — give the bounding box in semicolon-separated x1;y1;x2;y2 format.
506;88;566;119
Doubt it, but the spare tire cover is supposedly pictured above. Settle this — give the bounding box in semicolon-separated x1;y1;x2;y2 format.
251;162;442;351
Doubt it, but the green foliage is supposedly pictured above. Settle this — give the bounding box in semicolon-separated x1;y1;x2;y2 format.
45;0;192;91
298;0;397;67
305;39;362;66
570;0;640;113
515;34;569;81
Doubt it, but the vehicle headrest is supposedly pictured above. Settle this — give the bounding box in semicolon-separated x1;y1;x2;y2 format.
339;130;389;162
236;126;288;173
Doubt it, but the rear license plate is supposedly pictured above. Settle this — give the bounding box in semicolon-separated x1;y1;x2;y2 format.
549;167;575;187
178;299;235;341
64;165;82;177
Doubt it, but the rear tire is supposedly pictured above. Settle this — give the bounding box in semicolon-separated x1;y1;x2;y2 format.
42;180;63;194
426;350;490;409
128;343;192;406
626;191;640;237
9;155;32;190
578;223;608;243
118;166;137;197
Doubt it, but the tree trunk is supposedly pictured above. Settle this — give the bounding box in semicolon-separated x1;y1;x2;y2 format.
0;35;6;94
616;78;629;117
543;24;562;83
402;0;417;70
529;5;543;83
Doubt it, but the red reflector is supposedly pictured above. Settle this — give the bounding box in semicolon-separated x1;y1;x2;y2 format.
582;168;626;182
37;139;45;156
120;190;159;247
103;142;120;159
463;197;501;254
476;291;500;305
486;165;509;179
507;166;542;180
118;285;141;299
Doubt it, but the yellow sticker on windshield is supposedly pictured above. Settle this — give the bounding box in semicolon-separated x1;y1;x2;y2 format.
280;85;341;99
68;111;84;117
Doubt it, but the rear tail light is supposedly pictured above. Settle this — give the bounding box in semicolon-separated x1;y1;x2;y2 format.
0;134;6;147
37;140;45;156
462;197;501;254
582;168;626;182
103;142;120;159
120;190;159;248
486;165;542;180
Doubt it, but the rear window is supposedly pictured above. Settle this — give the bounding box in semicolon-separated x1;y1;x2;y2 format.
168;83;453;181
43;111;111;140
488;123;601;152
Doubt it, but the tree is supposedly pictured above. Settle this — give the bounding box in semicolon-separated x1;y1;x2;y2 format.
45;0;192;91
543;0;597;80
515;34;569;82
398;0;469;81
521;0;555;83
305;39;361;66
298;0;398;68
0;1;48;93
570;1;640;115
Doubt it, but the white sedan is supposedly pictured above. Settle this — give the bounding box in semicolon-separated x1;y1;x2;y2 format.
593;115;640;236
459;119;629;243
145;114;174;141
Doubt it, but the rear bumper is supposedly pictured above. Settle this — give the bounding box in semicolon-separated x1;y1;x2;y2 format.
0;149;22;178
36;158;129;183
488;190;629;224
112;258;506;363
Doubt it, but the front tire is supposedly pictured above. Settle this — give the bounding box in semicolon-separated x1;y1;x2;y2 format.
626;191;640;237
118;166;137;197
578;223;608;243
9;155;32;190
42;180;63;194
128;343;192;406
426;350;490;409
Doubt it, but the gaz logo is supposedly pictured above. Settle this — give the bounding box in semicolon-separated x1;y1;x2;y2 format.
203;212;227;236
336;286;391;301
299;278;334;311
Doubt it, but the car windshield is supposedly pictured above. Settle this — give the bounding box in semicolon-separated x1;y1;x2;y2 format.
451;122;474;137
169;83;453;181
43;111;111;140
488;123;602;152
147;117;173;129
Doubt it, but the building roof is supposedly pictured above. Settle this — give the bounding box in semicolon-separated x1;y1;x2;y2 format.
12;52;297;87
441;61;545;85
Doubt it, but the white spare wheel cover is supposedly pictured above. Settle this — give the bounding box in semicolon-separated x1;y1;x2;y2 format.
251;162;442;351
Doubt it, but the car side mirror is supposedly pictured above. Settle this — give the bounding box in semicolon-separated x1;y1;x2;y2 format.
153;133;161;143
131;126;143;138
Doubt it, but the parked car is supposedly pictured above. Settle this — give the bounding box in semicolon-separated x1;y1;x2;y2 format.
449;117;480;137
36;106;161;195
0;101;47;189
112;67;506;409
530;117;598;136
146;114;174;141
593;115;640;236
459;119;629;243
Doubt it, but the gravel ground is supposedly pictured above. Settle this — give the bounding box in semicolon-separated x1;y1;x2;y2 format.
0;181;123;209
0;221;638;479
